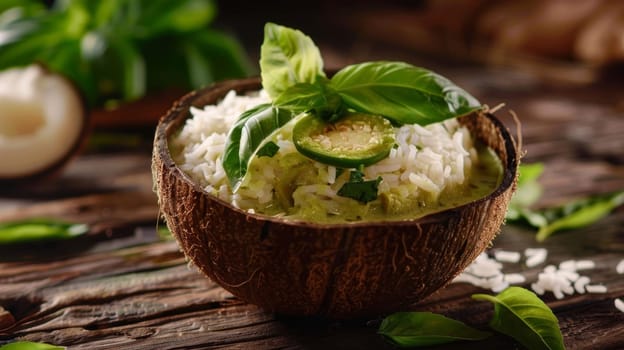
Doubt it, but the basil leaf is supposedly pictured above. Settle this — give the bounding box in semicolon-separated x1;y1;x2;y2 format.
0;218;89;244
0;341;65;350
378;311;491;347
337;170;382;203
274;81;344;121
536;190;624;241
330;61;482;125
259;22;325;99
273;82;327;112
222;104;295;190
473;287;565;350
256;141;280;158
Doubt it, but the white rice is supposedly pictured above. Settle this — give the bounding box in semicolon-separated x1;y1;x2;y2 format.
171;89;478;218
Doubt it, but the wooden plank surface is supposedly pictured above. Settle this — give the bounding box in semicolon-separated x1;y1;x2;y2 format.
1;44;624;349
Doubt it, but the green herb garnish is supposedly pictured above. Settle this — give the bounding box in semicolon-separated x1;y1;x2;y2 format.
256;141;280;158
0;218;89;244
378;311;491;347
223;22;482;193
337;170;382;203
473;287;565;350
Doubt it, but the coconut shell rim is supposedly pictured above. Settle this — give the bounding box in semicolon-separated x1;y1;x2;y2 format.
154;77;519;229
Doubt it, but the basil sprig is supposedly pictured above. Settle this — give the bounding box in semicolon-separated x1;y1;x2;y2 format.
223;22;481;191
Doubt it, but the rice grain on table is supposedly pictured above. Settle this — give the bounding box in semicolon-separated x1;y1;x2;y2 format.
617;259;624;274
494;250;522;263
585;284;608;294
172;89;478;217
615;298;624;313
525;247;548;267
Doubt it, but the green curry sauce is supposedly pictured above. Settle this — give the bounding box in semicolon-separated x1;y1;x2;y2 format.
247;141;503;224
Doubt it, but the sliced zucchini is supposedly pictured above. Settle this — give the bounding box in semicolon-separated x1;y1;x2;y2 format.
292;112;395;168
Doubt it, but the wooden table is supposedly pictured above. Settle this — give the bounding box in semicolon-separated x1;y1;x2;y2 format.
1;42;623;349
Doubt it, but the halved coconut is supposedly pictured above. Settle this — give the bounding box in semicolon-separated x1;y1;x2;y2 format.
0;65;87;183
152;77;519;319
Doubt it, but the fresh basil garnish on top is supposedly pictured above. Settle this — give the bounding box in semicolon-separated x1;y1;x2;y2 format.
223;22;482;193
329;61;482;125
260;22;326;100
0;1;250;107
378;311;491;347
473;286;565;350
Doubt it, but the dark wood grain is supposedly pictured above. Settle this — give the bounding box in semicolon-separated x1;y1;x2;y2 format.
1;43;624;350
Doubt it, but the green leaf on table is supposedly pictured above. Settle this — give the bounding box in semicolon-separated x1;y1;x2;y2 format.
329;61;482;125
222;103;295;191
0;218;89;244
536;190;624;241
0;341;65;350
260;22;325;99
378;311;491;347
472;286;565;350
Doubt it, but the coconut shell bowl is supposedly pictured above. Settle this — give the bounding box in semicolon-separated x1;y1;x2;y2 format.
152;77;519;319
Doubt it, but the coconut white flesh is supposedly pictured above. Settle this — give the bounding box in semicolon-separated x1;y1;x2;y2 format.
0;65;84;178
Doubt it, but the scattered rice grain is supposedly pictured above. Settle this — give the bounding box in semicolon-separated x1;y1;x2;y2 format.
615;298;624;313
494;250;521;263
585;285;607;294
574;276;590;294
616;259;624;274
525;248;548;267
